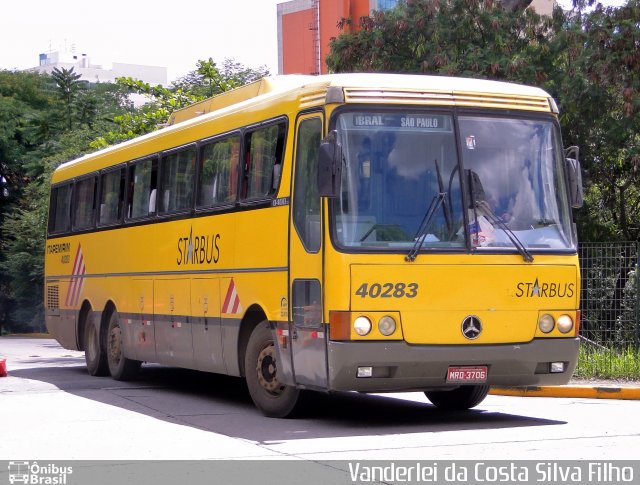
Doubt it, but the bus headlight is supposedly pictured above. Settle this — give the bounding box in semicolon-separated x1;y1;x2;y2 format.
354;316;372;336
378;316;396;336
538;314;555;333
557;314;574;334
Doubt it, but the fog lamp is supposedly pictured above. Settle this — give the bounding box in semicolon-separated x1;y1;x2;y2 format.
357;366;373;378
550;362;565;373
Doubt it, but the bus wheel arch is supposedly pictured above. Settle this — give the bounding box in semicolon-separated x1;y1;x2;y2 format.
102;301;141;381
244;319;302;418
237;304;268;377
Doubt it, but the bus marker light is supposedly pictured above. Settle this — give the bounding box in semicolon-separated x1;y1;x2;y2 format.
550;362;565;373
354;316;372;336
357;366;373;378
557;315;574;333
538;314;555;333
329;311;352;340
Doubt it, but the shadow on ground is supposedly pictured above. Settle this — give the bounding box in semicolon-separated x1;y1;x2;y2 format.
8;363;566;443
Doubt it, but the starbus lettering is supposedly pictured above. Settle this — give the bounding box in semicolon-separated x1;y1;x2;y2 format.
515;278;574;298
177;227;220;266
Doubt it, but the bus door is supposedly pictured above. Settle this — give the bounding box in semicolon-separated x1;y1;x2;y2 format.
288;114;327;389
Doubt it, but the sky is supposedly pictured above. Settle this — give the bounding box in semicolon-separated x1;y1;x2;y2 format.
0;0;285;82
0;0;630;84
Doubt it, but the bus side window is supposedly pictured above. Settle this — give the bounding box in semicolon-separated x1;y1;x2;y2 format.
73;176;97;231
48;183;73;234
126;158;157;220
198;135;240;208
159;146;196;214
98;167;125;226
243;121;286;200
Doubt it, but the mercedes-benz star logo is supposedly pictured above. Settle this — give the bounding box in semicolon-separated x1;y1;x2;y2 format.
461;316;482;340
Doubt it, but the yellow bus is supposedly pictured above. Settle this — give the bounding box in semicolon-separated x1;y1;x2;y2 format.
45;73;583;417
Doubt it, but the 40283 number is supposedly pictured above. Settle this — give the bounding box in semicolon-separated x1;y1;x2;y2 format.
355;282;419;299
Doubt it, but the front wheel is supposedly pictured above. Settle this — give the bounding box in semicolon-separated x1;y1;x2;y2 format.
425;385;490;410
244;321;301;418
106;310;141;381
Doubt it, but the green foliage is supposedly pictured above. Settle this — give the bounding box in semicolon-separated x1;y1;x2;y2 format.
327;0;556;83
92;59;269;149
50;67;84;130
574;344;640;379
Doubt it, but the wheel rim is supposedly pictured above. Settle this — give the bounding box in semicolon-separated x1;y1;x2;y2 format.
255;342;284;396
108;320;122;364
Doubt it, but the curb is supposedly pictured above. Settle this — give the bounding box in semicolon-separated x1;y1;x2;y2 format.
490;385;640;400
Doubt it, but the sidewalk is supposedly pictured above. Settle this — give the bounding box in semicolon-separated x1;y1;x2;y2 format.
491;380;640;400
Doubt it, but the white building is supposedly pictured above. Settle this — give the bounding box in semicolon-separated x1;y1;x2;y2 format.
34;49;167;86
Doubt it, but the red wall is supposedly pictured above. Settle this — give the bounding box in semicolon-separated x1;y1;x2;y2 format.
282;8;317;74
281;0;373;74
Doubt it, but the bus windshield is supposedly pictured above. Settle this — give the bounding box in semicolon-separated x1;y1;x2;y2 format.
331;110;575;254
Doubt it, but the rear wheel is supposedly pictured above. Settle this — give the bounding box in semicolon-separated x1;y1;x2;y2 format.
425;385;490;410
106;310;141;380
245;321;301;418
84;317;108;376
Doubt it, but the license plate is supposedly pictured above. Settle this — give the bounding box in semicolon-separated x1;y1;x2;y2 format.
446;365;488;383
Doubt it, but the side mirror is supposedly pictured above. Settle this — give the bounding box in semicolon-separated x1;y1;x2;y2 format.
565;146;583;209
318;130;342;198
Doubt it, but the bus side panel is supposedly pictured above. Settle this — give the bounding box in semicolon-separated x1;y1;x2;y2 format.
154;278;193;368
192;278;225;373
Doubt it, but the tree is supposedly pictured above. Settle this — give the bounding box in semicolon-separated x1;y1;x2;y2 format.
0;69;132;331
92;58;269;148
554;1;640;242
50;67;84;130
326;0;557;84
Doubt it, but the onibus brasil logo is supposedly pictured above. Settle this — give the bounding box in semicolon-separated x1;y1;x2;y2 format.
8;461;72;485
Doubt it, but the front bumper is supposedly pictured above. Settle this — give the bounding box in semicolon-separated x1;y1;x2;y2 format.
327;337;579;392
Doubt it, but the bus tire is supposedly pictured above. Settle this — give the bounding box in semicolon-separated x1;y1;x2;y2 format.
425;385;490;410
84;318;108;376
245;321;301;418
106;310;141;381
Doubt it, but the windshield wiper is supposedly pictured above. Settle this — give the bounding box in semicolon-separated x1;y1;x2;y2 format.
405;192;445;262
474;200;534;263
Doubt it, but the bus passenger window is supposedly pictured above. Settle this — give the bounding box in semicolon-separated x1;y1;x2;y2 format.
98;168;125;226
160;147;196;214
73;176;97;230
243;121;286;200
127;158;157;219
48;183;73;234
198;136;240;208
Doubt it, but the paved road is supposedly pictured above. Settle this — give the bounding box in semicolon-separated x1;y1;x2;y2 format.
1;337;639;461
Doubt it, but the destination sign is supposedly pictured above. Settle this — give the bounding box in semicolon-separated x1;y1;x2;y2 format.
352;114;450;131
